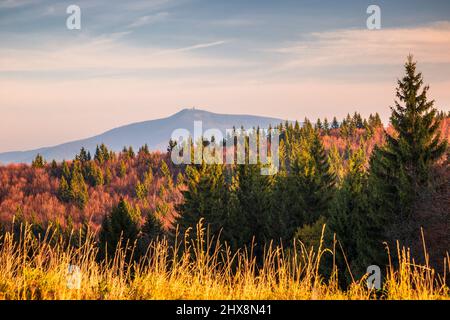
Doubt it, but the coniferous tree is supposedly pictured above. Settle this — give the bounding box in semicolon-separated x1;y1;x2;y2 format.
86;162;104;187
32;154;46;168
315;118;323;130
331;117;340;130
137;211;164;256
58;176;71;202
282;130;336;243
175;163;229;242
176;172;184;188
370;56;447;224
160;160;173;190
328;146;370;284
95;144;110;164
76;147;91;163
50;160;59;177
323;118;330;135
70;160;89;209
62;160;70;180
139;144;150;155
99;198;140;260
328;144;344;184
104;167;112;185
118;160;127;178
135;180;148;201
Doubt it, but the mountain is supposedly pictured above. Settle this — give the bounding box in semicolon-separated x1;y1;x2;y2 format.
0;108;286;164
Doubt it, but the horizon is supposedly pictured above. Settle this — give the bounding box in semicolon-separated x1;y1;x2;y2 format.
1;1;450;153
1;107;291;154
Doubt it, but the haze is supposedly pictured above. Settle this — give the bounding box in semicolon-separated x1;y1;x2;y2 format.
1;0;450;152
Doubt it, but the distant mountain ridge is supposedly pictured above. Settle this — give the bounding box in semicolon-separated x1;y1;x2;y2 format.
0;108;286;164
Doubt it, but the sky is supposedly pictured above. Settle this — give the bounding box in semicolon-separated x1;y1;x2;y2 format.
1;0;450;152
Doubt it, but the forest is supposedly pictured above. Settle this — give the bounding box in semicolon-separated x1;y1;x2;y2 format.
0;57;449;297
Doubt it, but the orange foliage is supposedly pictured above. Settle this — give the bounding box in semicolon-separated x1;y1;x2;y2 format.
0;151;183;232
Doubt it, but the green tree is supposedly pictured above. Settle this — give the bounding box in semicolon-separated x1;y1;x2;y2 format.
32;154;46;168
138;211;164;255
76;147;91;163
86;162;104;186
175;164;229;242
118;160;127;178
331;117;339;130
371;56;447;223
160;160;173;189
70;160;89;209
328;146;371;284
135;180;148;201
323;118;330;135
99;199;140;260
95;144;110;164
62;160;71;180
290;131;336;226
58;176;71;202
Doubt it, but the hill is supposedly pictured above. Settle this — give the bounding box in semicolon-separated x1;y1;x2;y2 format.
0;108;285;164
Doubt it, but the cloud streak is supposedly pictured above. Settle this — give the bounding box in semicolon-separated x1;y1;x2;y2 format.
127;12;169;28
0;35;235;73
272;22;450;69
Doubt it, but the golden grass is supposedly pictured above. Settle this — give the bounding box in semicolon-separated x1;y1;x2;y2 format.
0;221;448;300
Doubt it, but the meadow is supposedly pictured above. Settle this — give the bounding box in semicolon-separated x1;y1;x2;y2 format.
0;221;448;300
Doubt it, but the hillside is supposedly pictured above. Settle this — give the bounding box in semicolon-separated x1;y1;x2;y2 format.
0;109;285;164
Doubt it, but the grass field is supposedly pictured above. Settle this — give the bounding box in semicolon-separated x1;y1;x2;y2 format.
0;222;448;300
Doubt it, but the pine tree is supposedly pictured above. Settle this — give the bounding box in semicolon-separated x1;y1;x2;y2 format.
323;118;330;135
331;117;339;130
99;198;140;260
135;180;148;201
86;162;104;186
76;147;91;163
315;118;323;130
95;144;110;164
139;144;150;155
70;160;89;209
371;56;447;222
289;131;336;227
50;160;59;177
104;167;112;185
32;154;46;168
138;211;164;254
175;164;229;242
230;161;275;252
58;176;71;202
328;144;344;184
160;160;173;189
118;160;127;178
176;172;184;188
365;56;448;265
62;160;70;180
328;146;370;284
127;146;135;159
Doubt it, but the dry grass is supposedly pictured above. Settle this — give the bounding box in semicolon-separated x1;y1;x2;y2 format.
0;221;448;300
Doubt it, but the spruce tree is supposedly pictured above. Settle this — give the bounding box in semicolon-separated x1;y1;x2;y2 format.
323;118;330;135
371;56;447;221
58;176;71;202
175;163;229;241
99;198;140;260
331;117;339;130
365;56;448;266
32;154;46;168
138;211;164;256
328;146;370;284
290;131;336;226
70;160;89;209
